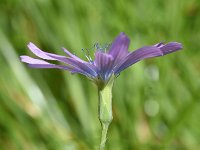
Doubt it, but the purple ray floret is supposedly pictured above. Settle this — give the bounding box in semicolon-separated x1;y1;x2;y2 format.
20;32;182;84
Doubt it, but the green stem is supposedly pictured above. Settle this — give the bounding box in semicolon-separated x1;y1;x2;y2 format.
99;123;109;150
98;75;115;150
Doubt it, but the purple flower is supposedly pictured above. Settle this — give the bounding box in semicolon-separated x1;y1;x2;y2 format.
20;32;182;86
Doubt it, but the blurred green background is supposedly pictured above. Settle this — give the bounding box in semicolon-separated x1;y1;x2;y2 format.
0;0;200;149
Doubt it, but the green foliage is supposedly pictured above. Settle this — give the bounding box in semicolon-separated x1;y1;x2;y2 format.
0;0;200;149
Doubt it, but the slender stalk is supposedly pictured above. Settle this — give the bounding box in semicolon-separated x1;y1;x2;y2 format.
98;75;115;150
99;123;109;150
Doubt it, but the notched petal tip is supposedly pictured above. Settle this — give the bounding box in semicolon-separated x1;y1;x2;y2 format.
119;32;126;36
171;42;183;50
118;32;130;42
160;42;183;55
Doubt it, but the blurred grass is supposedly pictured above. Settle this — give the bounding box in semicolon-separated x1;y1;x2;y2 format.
0;0;200;149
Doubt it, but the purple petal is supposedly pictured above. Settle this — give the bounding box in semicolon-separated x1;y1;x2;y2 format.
94;51;114;80
27;42;83;63
27;43;76;65
20;56;52;64
62;47;86;63
69;60;98;77
27;42;97;78
20;55;72;70
48;54;98;77
27;64;69;69
158;42;183;55
114;46;163;74
20;55;96;77
27;43;79;70
28;64;93;77
27;42;65;60
108;32;130;64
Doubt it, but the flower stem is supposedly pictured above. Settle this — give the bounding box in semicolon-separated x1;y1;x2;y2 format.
99;123;110;150
98;75;115;150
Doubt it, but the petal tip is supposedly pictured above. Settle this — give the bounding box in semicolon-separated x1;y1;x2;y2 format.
120;32;126;35
119;32;129;38
157;42;183;55
27;42;37;51
175;42;183;50
27;42;34;47
19;55;27;62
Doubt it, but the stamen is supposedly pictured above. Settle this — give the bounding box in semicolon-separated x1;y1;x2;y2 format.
95;43;111;52
82;48;93;63
81;43;111;63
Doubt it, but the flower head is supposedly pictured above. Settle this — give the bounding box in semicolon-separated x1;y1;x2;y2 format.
20;32;182;87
